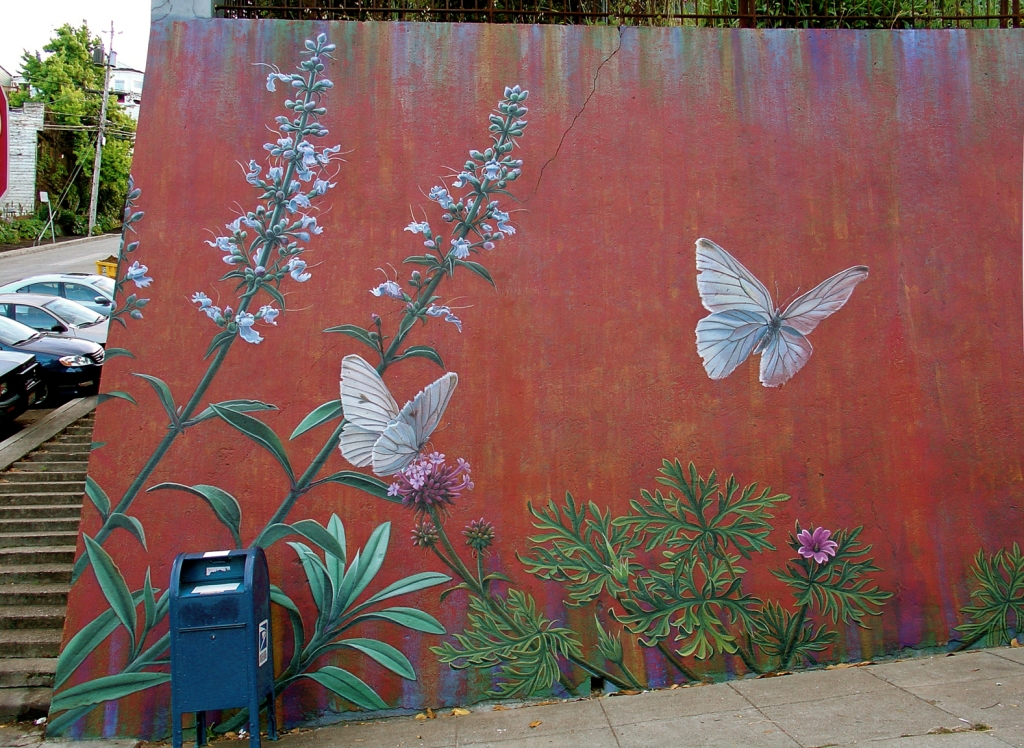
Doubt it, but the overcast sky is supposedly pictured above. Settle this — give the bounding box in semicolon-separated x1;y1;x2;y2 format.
1;0;151;76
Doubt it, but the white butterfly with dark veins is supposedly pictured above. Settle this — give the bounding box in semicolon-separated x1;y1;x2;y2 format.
695;238;869;388
339;354;457;476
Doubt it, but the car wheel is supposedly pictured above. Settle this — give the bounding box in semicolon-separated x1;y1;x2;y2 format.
32;382;51;408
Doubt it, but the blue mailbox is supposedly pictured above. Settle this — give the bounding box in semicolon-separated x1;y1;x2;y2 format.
169;548;278;748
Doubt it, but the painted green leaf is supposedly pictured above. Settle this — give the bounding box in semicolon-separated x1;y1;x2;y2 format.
103;347;135;360
261;520;345;561
147;483;242;548
341;523;390;610
402;255;441;268
97;391;137;406
455;259;495;287
142;569;156;637
54;590;146;689
270;584;301;616
325;514;347;592
302;666;388;711
187;399;277;427
339;639;415;680
50;672;169;713
132;374;177;423
209;404;294;482
107;513;147;551
323;324;378;351
261;282;286;308
90;441;107;452
288;542;332;618
317;471;397;502
354;606;446;635
290;400;343;440
84;477;110;519
204;329;235;360
83;535;137;652
396;345;445;369
362;572;451;607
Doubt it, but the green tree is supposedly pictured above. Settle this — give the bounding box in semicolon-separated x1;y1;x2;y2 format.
10;23;135;234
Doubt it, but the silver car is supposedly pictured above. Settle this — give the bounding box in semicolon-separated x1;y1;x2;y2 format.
0;294;109;346
0;274;116;316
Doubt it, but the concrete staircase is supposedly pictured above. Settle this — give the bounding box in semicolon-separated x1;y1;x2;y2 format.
0;411;93;718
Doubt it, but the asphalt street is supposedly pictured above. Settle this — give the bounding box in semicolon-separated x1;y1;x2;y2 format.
0;234;120;287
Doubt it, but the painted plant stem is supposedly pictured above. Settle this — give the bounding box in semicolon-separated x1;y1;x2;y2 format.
778;604;808;670
72;39;335;583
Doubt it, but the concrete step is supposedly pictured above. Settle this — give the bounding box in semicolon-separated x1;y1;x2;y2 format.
0;606;65;630
0;584;69;606
50;435;91;444
0;492;84;506
0;532;79;548
0;471;87;483
14;459;89;470
0;547;75;566
0;686;51;719
0;658;55;689
21;450;90;462
34;443;91;454
0;505;82;520
0;630;61;658
0;518;80;533
0;566;71;585
0;482;84;496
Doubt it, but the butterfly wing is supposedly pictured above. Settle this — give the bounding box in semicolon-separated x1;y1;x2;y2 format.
780;265;869;335
340;354;400;433
338;422;377;468
695;238;775;316
758;327;814;387
371;419;420;476
399;372;458;448
695;310;771;381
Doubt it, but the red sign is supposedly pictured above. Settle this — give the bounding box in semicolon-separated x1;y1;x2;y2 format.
0;84;8;204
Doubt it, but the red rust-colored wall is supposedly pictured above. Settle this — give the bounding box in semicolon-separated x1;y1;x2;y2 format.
55;22;1024;739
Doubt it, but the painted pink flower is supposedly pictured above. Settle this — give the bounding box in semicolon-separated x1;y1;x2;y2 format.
797;526;839;564
411;520;439;549
388;453;473;514
463;518;496;553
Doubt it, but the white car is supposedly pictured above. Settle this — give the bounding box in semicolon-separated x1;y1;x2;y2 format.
0;294;109;346
0;273;116;316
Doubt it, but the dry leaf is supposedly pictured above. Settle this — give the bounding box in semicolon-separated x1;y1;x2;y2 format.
426;708;436;719
493;705;507;711
669;684;680;689
529;721;542;728
414;713;427;721
757;670;792;679
1011;639;1022;648
452;708;470;716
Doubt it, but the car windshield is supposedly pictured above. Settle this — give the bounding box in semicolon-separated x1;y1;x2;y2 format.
0;316;40;346
44;298;104;326
90;277;115;295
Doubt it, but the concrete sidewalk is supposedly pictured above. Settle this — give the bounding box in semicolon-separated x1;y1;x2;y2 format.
8;646;1024;748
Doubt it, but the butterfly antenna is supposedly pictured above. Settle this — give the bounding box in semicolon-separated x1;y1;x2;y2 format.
778;286;803;311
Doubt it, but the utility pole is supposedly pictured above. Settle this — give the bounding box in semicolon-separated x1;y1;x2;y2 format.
87;23;115;236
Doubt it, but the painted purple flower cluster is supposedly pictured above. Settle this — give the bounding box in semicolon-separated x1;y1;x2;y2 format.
411;520;440;548
463;518;496;553
797;526;839;564
388;452;474;514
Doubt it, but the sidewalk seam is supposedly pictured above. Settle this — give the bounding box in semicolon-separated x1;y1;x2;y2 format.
597;696;625;748
726;681;806;748
860;666;992;738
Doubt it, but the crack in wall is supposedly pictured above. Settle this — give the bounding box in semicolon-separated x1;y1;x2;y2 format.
527;26;625;201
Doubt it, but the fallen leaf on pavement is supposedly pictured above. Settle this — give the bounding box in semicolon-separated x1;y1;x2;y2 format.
529;721;542;728
426;708;436;719
493;705;507;711
414;714;427;721
452;708;470;716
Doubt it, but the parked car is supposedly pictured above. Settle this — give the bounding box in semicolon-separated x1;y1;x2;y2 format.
0;294;109;345
0;316;103;406
0;351;43;424
0;273;116;316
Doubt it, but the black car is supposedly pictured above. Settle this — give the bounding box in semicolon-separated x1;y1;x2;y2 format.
0;351;43;424
0;316;103;406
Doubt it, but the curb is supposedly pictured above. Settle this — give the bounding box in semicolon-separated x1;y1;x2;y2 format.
0;396;98;471
0;234;119;261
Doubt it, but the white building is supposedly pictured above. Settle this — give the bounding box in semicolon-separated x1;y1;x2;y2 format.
1;102;44;218
111;64;144;121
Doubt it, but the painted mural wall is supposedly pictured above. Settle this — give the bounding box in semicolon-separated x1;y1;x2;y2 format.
51;21;1024;739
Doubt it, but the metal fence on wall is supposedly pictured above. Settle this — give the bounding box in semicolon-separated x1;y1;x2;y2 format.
216;0;1021;27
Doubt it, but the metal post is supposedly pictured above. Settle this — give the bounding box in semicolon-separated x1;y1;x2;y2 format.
87;25;114;237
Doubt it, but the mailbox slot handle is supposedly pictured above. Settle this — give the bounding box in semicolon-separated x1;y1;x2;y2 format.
178;623;247;634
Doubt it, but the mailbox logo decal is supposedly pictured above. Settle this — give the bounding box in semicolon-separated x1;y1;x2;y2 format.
258;620;268;666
